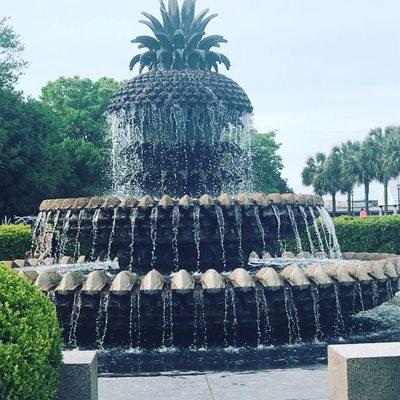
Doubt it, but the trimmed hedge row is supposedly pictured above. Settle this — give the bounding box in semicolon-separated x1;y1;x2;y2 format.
333;215;400;255
0;225;32;261
0;264;62;399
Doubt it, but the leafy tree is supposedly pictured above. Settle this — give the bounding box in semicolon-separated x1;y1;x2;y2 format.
41;76;120;146
251;131;291;194
0;18;27;88
0;88;60;217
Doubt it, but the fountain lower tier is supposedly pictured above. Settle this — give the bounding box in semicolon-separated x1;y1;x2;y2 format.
37;193;324;273
22;257;400;348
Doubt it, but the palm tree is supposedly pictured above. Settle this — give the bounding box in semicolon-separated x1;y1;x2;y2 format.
352;138;377;213
367;127;400;214
322;147;343;216
302;152;327;197
339;140;361;215
130;0;231;73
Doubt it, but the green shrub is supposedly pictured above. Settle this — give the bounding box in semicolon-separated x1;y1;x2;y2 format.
0;264;62;400
333;215;400;254
0;225;32;260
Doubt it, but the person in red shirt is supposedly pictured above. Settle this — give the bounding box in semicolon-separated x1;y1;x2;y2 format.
359;208;368;218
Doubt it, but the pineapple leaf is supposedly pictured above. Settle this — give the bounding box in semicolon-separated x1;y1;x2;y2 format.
198;35;227;51
131;36;161;51
129;54;141;70
168;0;181;30
141;12;165;35
182;0;196;33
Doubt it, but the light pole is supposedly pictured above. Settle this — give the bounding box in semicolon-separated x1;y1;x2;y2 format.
397;183;400;213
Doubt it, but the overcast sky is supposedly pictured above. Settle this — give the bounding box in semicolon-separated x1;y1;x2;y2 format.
4;0;400;200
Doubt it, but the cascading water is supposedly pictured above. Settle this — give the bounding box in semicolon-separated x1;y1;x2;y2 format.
318;206;342;259
129;289;141;348
150;207;158;269
271;204;283;253
333;284;345;337
234;204;244;266
286;205;303;254
68;291;82;348
299;206;315;255
108;106;254;199
193;287;207;348
223;285;238;347
96;292;110;349
283;286;301;344
311;286;322;341
31;211;43;256
192;205;201;271
161;287;174;348
38;211;51;259
254;286;272;346
215;205;227;270
254;205;266;254
59;210;71;260
90;209;101;261
73;210;85;261
308;206;326;255
106;208;118;261
129;208;138;271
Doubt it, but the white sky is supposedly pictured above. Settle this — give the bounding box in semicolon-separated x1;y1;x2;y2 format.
4;0;400;200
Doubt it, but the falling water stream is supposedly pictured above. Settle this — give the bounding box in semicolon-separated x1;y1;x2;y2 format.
59;210;71;260
96;292;111;349
333;284;345;337
283;286;302;344
161;287;174;348
223;286;238;347
318;207;342;259
73;210;85;261
106;208;118;261
90;209;101;261
299;206;316;255
129;209;138;271
254;286;272;346
286;205;303;254
129;289;141;348
68;291;82;348
254;205;266;254
193;288;208;348
172;205;181;271
311;286;322;341
150;207;158;269
308;207;326;255
215;205;227;270
271;204;283;253
192;205;201;271
234;204;244;266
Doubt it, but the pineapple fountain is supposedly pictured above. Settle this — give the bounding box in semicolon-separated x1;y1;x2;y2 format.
25;0;399;349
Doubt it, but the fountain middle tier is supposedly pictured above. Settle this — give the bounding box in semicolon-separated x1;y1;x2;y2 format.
38;193;324;273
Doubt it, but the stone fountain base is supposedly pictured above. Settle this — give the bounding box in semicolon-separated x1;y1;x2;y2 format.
19;255;400;348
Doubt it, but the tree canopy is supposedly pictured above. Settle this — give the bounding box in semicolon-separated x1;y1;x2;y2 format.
0;18;27;88
251;131;291;194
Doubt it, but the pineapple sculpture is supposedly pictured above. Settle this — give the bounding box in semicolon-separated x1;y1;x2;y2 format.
108;0;253;198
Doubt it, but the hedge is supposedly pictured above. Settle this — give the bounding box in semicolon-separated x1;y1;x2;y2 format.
0;264;62;399
0;225;32;261
333;215;400;254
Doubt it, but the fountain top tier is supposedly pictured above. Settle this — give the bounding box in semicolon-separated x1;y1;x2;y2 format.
39;193;324;212
108;70;253;115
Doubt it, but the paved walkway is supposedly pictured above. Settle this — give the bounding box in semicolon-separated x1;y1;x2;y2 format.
99;367;328;400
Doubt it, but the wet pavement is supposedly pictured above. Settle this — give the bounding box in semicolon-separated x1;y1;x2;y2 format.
99;367;328;400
